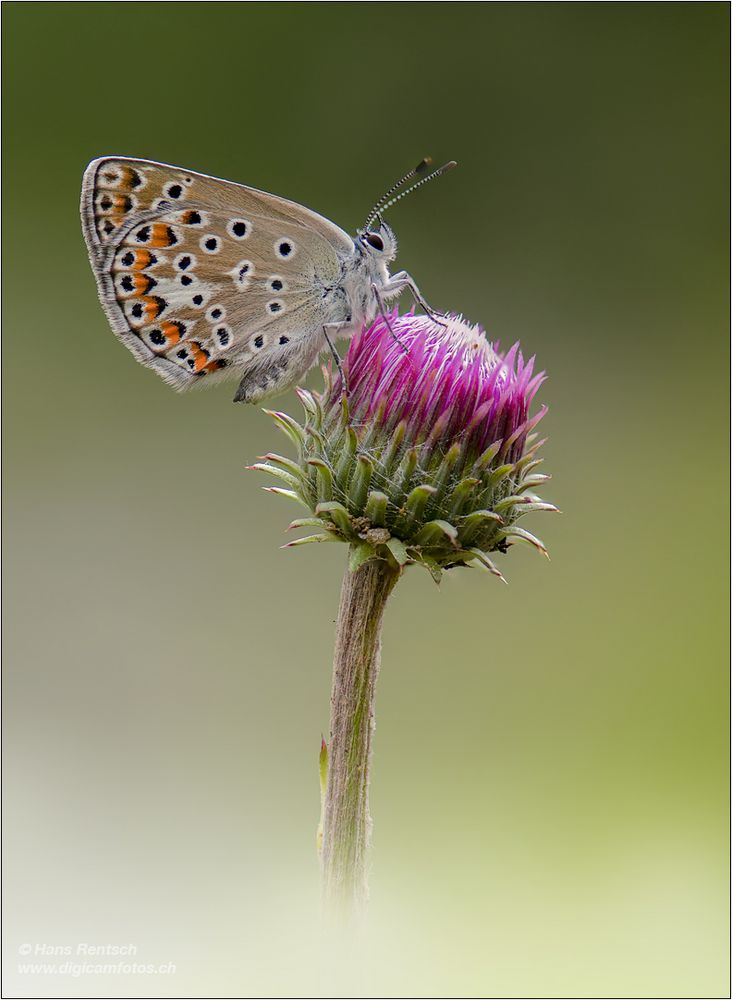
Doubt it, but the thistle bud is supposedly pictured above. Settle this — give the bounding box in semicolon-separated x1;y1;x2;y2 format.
253;313;556;583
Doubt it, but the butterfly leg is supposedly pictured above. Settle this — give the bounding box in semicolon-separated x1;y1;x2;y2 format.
370;283;411;354
383;272;447;327
322;323;349;397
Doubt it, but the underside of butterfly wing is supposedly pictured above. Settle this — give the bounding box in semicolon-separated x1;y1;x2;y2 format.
81;157;355;394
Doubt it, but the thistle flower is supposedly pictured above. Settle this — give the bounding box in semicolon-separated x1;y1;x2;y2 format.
250;311;556;915
253;312;556;584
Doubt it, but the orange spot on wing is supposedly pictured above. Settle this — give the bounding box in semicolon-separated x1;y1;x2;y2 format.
128;274;155;295
147;223;177;248
161;322;183;346
116;249;156;271
187;341;209;372
205;359;229;373
112;193;133;213
133;250;155;270
120;165;142;191
137;297;166;322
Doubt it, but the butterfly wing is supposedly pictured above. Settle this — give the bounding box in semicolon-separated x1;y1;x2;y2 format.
81;157;355;392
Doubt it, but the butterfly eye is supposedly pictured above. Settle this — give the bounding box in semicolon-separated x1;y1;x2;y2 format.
363;232;385;252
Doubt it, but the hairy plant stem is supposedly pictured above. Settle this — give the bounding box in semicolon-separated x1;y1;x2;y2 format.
321;553;400;916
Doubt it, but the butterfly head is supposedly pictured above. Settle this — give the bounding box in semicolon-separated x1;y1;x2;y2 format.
357;220;398;263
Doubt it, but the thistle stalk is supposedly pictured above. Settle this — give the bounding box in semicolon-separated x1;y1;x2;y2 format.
320;555;400;914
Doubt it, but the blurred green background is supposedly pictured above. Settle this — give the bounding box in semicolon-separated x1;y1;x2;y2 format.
3;3;728;997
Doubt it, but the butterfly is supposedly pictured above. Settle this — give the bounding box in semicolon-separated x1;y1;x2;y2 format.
80;156;455;403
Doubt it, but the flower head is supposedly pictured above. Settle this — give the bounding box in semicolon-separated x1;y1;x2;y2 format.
252;312;556;582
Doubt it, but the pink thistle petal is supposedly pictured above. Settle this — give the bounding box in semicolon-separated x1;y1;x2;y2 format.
327;313;546;467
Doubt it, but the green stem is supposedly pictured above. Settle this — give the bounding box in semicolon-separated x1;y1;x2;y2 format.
321;553;400;916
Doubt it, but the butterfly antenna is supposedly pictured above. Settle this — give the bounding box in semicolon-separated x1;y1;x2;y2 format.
377;160;457;216
363;158;433;230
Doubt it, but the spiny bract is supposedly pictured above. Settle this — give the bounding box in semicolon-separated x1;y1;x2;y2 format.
251;312;557;583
